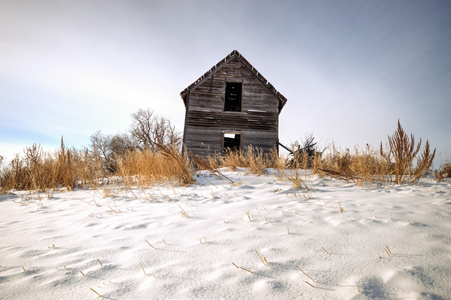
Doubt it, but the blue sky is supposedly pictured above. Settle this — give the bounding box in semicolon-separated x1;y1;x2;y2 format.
1;0;450;165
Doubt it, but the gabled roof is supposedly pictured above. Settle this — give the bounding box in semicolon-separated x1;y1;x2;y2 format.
180;50;288;111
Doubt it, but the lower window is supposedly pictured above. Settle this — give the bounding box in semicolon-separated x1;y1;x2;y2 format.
223;132;242;152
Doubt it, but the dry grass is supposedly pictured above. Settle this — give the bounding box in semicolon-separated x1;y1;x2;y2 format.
0;139;96;192
232;262;253;274
116;147;194;187
1;139;195;192
178;204;190;218
296;264;315;282
318;145;391;184
139;262;147;275
219;146;284;175
1;121;436;192
190;145;290;185
89;288;102;298
318;121;436;185
284;170;311;190
255;249;269;265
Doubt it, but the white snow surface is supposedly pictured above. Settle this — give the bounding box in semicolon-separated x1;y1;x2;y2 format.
1;169;450;300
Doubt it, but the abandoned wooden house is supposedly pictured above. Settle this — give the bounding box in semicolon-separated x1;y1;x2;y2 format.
180;50;287;157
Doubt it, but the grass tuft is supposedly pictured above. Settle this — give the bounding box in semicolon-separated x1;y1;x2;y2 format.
296;264;315;282
90;287;102;297
145;240;156;249
140;262;147;275
232;262;253;274
255;249;269;266
178;204;190;218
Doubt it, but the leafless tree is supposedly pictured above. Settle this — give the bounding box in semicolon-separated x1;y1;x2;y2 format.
90;131;115;173
110;133;136;156
88;109;181;173
90;131;136;173
129;108;182;150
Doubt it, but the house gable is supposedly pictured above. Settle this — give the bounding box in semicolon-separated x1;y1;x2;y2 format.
184;55;279;115
180;50;287;113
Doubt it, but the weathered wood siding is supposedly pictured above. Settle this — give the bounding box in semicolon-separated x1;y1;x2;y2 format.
183;56;279;157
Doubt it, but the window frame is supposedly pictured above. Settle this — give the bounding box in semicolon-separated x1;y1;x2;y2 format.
224;82;242;112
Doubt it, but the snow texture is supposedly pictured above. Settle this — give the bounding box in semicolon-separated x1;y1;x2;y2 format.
1;169;450;299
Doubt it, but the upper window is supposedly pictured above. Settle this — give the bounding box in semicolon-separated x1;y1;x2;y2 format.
224;82;242;112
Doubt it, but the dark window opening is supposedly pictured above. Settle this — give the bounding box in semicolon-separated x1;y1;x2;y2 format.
224;82;242;112
223;133;241;152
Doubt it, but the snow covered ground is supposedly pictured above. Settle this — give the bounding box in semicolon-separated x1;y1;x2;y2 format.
1;169;450;299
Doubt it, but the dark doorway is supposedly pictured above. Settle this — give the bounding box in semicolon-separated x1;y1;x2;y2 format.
224;82;242;112
223;132;241;152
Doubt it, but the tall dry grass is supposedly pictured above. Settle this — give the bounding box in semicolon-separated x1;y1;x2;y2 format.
317;145;392;185
0;138;95;192
319;121;435;185
188;146;292;187
219;146;285;175
0;139;194;193
1;121;437;193
116;146;194;187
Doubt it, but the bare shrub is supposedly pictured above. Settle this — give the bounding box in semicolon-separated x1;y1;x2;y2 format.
435;162;451;181
411;140;436;183
381;120;435;184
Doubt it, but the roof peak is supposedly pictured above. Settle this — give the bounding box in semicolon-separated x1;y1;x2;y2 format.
180;50;287;111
